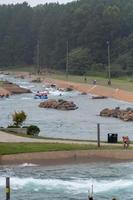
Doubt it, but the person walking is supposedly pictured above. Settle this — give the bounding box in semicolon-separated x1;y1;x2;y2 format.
84;77;87;83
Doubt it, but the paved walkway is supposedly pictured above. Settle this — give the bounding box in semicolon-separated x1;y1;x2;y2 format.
0;131;96;143
0;131;126;147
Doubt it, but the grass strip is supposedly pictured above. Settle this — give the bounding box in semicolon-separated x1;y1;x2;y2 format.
0;143;132;155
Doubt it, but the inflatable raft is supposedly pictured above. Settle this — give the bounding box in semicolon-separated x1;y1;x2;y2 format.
34;91;48;99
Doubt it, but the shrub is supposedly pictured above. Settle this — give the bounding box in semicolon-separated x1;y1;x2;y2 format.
27;125;40;136
7;125;20;128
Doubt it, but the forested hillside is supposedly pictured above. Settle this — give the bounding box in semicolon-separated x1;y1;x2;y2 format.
0;0;133;76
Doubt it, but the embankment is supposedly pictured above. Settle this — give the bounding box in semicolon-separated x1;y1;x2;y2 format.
45;79;133;103
1;150;133;165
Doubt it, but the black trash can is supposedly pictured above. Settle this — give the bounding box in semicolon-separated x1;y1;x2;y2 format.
108;133;118;143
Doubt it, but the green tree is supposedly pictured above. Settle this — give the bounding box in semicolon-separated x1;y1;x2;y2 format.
69;48;91;75
0;0;133;76
12;111;27;127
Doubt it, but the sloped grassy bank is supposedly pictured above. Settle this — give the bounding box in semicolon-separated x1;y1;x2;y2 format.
0;143;119;155
0;143;133;165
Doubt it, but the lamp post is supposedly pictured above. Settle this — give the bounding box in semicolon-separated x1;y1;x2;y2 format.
37;40;40;75
107;41;111;85
66;40;69;80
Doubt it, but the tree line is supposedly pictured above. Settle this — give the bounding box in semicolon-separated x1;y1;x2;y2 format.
0;0;133;77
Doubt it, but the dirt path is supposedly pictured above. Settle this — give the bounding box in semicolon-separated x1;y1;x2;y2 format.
45;78;133;103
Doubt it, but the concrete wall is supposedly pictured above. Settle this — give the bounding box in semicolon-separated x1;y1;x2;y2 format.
1;150;133;165
0;128;27;134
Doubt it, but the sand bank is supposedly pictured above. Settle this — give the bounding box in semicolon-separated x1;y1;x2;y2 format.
45;79;133;103
1;150;133;165
0;81;31;95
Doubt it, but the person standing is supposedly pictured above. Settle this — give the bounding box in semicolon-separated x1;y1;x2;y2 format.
122;136;130;149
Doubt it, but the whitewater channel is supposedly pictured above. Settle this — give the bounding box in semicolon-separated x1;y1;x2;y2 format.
0;74;132;141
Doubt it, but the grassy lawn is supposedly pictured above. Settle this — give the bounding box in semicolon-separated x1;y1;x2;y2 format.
49;73;133;92
2;65;35;73
0;142;131;155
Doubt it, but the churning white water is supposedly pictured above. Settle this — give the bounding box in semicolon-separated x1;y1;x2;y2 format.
0;162;133;199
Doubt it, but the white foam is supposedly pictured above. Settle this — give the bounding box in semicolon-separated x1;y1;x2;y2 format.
49;90;66;96
19;163;38;167
21;97;32;100
0;177;132;193
26;85;35;88
19;85;28;89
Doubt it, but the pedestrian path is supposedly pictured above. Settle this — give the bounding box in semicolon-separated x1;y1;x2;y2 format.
0;131;130;147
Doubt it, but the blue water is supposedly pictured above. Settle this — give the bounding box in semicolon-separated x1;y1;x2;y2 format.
0;162;133;199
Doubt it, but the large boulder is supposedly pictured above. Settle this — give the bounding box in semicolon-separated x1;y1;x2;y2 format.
100;107;133;121
31;77;41;83
39;99;78;110
65;86;73;91
100;108;113;117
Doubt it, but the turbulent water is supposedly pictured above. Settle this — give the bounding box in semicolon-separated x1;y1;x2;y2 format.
0;162;133;200
0;74;132;141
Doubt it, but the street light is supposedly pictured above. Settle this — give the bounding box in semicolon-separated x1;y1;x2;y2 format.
107;41;111;85
66;40;69;80
36;40;41;75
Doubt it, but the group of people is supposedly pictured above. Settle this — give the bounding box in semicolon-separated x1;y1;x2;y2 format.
35;91;48;99
84;77;97;85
